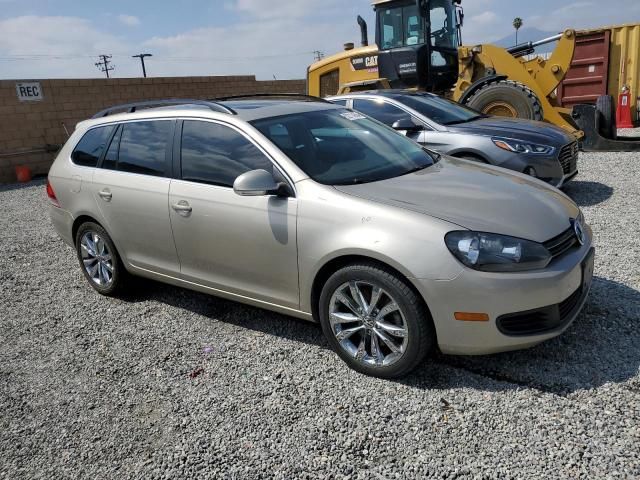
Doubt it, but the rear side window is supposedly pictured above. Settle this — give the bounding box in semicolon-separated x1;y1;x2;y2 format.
180;120;274;188
116;121;172;176
71;126;115;167
352;99;407;126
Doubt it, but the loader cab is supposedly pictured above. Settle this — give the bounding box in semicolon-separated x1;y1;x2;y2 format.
374;0;461;92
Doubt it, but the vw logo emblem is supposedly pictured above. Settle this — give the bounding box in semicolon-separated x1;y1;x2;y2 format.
573;218;585;246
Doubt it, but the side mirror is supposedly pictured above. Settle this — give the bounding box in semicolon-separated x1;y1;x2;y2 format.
233;169;278;197
392;117;424;132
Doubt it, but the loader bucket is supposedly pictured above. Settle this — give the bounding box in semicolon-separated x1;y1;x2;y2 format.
573;104;640;152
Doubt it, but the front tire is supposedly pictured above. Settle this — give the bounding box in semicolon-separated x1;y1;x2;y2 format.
75;222;128;296
318;263;435;379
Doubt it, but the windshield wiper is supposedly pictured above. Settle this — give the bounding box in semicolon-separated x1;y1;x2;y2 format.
401;164;432;176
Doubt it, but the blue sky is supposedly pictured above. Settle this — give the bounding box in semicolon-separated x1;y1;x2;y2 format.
1;0;639;80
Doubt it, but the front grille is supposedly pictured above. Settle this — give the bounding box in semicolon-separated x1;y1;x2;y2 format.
497;286;583;336
558;141;579;175
543;227;579;260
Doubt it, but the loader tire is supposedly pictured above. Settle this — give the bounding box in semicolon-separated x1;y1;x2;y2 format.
465;80;544;121
596;95;616;140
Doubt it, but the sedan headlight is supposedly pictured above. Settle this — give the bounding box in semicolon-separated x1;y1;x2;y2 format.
492;137;555;155
445;231;551;272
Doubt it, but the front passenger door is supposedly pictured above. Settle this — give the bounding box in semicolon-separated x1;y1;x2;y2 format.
168;120;299;309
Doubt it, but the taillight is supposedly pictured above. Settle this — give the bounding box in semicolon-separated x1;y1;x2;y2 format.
46;179;60;207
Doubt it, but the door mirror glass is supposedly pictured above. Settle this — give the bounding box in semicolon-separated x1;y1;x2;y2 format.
233;169;279;197
392;116;424;132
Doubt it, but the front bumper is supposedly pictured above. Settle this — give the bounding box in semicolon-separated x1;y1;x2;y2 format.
413;232;594;356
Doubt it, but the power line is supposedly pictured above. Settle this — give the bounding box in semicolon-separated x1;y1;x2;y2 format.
0;51;315;61
95;54;115;78
313;50;325;62
132;53;152;77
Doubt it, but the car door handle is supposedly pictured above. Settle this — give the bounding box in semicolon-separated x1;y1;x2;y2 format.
98;189;112;201
172;201;192;215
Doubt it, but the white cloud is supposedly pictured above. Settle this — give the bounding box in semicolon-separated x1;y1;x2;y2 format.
143;15;357;79
117;14;140;27
234;0;344;19
462;11;504;44
0;16;137;78
528;0;640;31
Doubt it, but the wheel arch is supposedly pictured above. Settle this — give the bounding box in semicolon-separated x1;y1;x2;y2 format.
449;150;490;163
71;215;129;269
72;214;105;245
308;253;433;324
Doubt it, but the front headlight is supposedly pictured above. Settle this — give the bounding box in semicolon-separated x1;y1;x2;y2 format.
492;137;555;155
445;231;551;272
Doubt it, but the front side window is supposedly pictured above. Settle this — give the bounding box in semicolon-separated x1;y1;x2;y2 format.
71;126;115;167
399;94;483;125
378;1;457;50
252;109;435;186
379;5;424;49
430;0;458;49
181;120;274;188
352;99;408;126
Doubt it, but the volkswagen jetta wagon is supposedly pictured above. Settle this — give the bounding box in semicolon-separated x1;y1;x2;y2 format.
47;96;595;379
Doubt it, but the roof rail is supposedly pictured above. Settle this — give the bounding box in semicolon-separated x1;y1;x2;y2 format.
213;93;331;103
91;99;236;119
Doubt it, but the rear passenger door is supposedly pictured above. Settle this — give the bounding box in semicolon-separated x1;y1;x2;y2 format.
92;120;180;276
168;119;299;309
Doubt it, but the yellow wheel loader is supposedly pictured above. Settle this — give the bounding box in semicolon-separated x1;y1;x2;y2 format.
308;0;581;138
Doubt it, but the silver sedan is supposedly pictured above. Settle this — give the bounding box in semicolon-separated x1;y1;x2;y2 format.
330;90;580;188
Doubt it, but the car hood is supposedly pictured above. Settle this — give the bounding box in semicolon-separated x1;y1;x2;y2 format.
334;157;579;242
447;117;574;146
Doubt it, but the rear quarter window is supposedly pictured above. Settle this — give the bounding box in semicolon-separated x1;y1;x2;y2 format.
71;126;115;167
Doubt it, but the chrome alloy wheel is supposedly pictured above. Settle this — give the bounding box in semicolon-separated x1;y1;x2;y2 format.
80;231;114;286
329;281;408;367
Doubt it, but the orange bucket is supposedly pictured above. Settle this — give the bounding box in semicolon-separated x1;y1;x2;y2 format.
15;166;32;183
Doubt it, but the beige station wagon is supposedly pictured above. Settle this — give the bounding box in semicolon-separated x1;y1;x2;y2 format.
47;96;595;378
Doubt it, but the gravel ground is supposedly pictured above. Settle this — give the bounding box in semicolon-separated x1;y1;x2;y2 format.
1;151;639;479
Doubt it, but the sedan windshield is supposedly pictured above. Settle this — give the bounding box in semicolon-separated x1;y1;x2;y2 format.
252;109;435;185
399;94;484;125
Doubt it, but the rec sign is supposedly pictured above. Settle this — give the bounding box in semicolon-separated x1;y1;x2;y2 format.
16;82;44;102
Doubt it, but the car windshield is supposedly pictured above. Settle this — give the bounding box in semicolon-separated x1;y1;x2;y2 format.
399;94;484;125
251;109;435;185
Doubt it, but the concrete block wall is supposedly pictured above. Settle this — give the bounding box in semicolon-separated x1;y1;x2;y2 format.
0;76;306;184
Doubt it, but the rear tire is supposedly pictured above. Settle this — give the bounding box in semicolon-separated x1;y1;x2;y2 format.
465;80;544;121
596;95;616;140
318;262;435;379
75;222;128;296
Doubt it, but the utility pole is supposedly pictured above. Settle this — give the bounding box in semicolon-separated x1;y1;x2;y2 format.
95;54;115;78
132;53;153;78
313;50;325;62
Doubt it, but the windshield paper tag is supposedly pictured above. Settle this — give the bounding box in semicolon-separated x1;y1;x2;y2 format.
340;111;366;121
